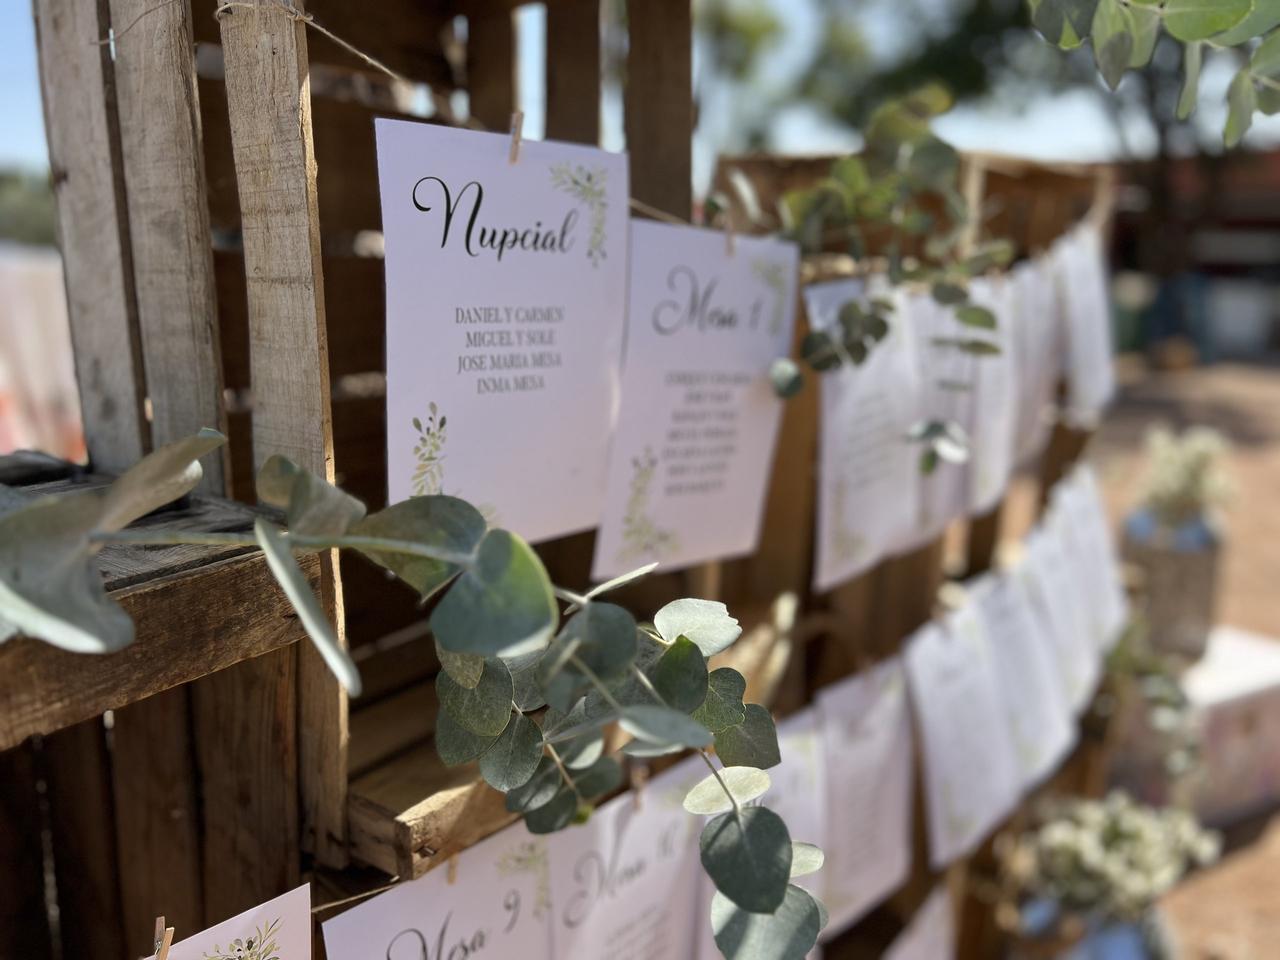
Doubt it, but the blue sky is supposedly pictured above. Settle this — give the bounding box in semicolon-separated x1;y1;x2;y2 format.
0;3;50;172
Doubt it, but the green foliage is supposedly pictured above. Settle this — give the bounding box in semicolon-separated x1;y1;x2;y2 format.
1;432;826;960
0;170;56;247
711;885;825;960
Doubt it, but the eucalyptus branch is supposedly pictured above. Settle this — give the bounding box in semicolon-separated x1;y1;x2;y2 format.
699;748;742;818
544;741;585;806
569;654;625;715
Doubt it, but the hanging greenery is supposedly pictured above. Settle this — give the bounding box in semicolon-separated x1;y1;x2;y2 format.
0;431;827;960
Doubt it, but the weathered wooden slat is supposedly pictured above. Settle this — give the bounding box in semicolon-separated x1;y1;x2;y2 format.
545;0;600;144
625;0;692;218
349;681;436;778
110;0;228;492
965;505;1002;578
467;8;515;130
34;0;149;471
192;646;301;924
111;687;206;958
43;719;129;960
0;550;318;752
0;744;53;960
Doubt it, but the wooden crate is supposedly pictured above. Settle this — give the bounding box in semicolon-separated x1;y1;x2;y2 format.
6;0;1116;956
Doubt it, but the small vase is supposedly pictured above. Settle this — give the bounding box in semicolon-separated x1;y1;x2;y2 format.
1123;507;1220;662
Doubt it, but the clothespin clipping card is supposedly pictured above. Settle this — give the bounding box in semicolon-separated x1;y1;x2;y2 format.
508;110;525;164
154;916;175;960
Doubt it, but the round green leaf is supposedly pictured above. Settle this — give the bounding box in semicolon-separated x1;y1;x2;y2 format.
508;650;547;711
1090;0;1133;91
1164;0;1252;42
714;704;781;770
789;842;825;878
430;529;557;657
1225;67;1257;148
769;358;804;399
700;807;793;913
710;885;822;960
1178;42;1203;121
436;657;513;737
479;712;542;791
652;635;709;713
683;767;772;816
620;704;714;749
930;280;968;305
1214;3;1280;46
435;706;499;767
654;598;742;657
436;637;485;689
505;756;561;812
351;495;485;600
524;788;578;834
955;305;997;331
571;756;623;800
255;455;366;538
559;602;638;681
692;668;748;733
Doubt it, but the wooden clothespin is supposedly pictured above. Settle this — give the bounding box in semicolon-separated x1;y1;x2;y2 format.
630;763;649;810
446;853;459;885
508;110;525;164
154;917;175;960
723;207;736;257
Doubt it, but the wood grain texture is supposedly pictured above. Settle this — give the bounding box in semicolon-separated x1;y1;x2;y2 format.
192;646;301;924
111;687;205;959
217;0;348;865
625;0;692;218
43;720;129;960
544;0;600;144
467;7;515;131
348;681;436;778
0;744;53;960
0;549;318;752
965;505;1002;578
34;0;148;472
109;0;227;493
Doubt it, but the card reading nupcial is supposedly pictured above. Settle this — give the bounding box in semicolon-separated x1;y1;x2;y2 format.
591;221;797;580
376;119;628;541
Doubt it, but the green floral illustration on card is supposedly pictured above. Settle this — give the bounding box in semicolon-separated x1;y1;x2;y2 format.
751;258;788;335
410;403;447;496
618;447;679;564
202;918;281;960
550;163;608;266
497;839;551;919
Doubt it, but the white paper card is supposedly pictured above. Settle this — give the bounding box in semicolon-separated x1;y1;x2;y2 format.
971;572;1076;789
808;280;922;591
156;886;310;960
1008;257;1062;463
549;759;704;959
322;825;553;960
1020;526;1101;714
965;275;1017;514
1055;223;1115;427
592;221;797;578
815;658;915;933
377;119;629;541
1058;465;1129;650
884;886;955;960
905;609;1020;868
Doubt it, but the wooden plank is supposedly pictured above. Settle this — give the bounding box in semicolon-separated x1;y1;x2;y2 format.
0;744;53;960
217;0;347;866
965;505;1002;578
111;687;205;959
109;0;228;493
43;719;128;960
467;9;515;130
192;646;301;924
34;0;149;471
0;549;318;752
349;681;436;778
625;0;693;217
544;0;600;144
349;742;516;878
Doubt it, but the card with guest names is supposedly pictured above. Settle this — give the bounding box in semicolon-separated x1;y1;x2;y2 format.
322;823;554;960
806;279;921;593
591;220;797;580
150;886;311;960
376;119;629;542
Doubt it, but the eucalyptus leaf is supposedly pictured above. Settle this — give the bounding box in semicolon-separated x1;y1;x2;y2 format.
710;885;822;960
583;562;659;602
1251;28;1280;79
692;668;748;733
653;598;742;657
436;657;513;737
98;428;226;533
524;788;578;834
955;305;997;330
1090;0;1133;91
652;635;709;713
1127;4;1159;68
558;601;638;681
930;281;968;305
560;728;605;769
769;357;804;399
479;711;542;791
715;704;781;770
436;637;485;690
256;455;366;538
570;756;623;800
683;767;772;815
1164;0;1252;42
352;495;485;599
436;706;499;767
1226;67;1258;148
255;520;361;695
508;650;547;711
1178;42;1203;121
700;806;792;913
789;842;825;878
621;739;686;758
430;529;557;657
620;704;714;749
1214;2;1280;46
505;756;562;812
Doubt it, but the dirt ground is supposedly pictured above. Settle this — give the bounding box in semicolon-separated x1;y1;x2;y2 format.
1087;360;1280;959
